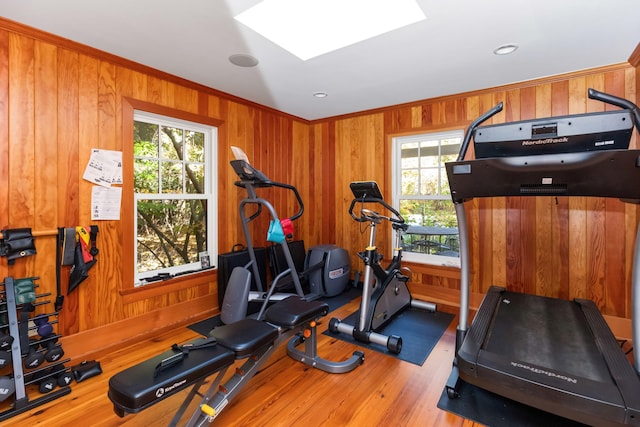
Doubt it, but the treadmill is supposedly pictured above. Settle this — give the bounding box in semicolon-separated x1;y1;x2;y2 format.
444;88;640;427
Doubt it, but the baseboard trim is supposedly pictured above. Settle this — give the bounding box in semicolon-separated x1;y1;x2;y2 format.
59;295;217;362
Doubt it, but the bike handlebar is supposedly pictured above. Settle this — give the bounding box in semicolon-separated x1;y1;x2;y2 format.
349;197;405;228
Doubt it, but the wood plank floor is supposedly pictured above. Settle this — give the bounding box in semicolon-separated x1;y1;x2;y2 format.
1;297;481;426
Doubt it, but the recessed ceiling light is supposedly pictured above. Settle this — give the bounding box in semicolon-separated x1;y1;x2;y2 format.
313;92;328;98
493;44;518;55
229;54;259;67
235;0;426;61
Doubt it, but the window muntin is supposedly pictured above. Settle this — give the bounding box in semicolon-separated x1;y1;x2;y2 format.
133;111;217;284
393;130;462;266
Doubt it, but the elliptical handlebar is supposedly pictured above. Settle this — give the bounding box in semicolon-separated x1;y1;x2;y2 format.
230;159;304;222
272;181;305;222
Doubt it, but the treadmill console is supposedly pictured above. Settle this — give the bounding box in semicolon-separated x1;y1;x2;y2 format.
474;110;633;158
447;88;640;203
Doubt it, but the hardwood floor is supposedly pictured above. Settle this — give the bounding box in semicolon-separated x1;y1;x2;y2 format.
1;298;481;426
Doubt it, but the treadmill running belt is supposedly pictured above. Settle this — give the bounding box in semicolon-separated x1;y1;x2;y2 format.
456;286;640;426
484;291;611;383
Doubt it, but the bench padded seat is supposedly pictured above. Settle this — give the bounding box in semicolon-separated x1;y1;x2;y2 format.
265;297;329;328
209;318;279;358
108;338;235;416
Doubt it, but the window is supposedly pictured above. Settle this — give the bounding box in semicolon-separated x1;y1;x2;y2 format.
133;111;217;284
392;130;463;266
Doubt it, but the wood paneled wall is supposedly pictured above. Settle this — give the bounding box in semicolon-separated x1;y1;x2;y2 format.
0;19;313;351
0;18;638;358
322;65;638;319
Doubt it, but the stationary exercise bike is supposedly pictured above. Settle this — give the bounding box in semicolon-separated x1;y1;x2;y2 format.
329;181;436;354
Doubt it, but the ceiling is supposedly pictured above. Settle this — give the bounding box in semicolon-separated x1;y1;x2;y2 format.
1;0;639;121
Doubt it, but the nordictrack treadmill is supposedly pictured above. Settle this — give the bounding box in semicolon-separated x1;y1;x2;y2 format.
445;89;640;427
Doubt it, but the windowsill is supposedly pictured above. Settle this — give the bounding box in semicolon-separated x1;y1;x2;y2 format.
401;251;461;268
403;260;461;279
119;268;217;303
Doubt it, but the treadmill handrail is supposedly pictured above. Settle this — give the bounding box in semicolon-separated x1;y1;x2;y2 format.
588;88;640;132
457;102;503;161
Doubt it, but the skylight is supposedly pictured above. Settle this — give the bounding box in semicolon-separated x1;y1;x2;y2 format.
234;0;426;61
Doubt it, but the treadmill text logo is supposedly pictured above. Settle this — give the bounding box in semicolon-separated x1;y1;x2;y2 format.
510;362;577;384
521;137;568;146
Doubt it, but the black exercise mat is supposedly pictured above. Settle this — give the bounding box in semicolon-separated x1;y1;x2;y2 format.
187;287;361;337
321;286;361;312
437;379;587;427
324;307;454;366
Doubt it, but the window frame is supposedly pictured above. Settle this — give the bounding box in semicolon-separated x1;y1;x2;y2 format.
133;110;217;284
121;98;223;297
391;129;463;267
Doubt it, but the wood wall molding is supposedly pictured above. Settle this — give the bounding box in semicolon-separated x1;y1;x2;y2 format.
313;62;632;123
0;16;307;123
629;42;640;67
2;16;635;125
60;294;217;361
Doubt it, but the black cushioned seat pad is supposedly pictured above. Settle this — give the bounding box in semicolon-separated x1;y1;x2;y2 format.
108;338;235;414
209;318;279;358
265;297;329;328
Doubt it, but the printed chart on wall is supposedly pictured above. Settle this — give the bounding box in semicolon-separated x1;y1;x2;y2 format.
83;148;123;220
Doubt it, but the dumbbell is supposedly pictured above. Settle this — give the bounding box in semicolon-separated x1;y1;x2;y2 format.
0;350;12;369
0;307;12;350
23;340;45;369
0;376;15;402
0;332;13;351
40;338;64;363
38;374;57;393
28;367;55;394
37;366;73;393
55;365;73;388
34;316;53;338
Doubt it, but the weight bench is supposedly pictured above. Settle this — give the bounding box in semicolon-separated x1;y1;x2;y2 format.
108;296;364;426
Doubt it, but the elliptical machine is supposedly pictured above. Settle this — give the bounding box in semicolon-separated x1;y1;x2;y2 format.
329;181;437;354
222;149;351;324
220;156;309;324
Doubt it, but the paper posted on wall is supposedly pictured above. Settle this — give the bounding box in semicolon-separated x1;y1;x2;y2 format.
91;186;122;220
83;149;123;187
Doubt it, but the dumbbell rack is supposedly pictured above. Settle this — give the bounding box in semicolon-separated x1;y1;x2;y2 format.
0;276;71;421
